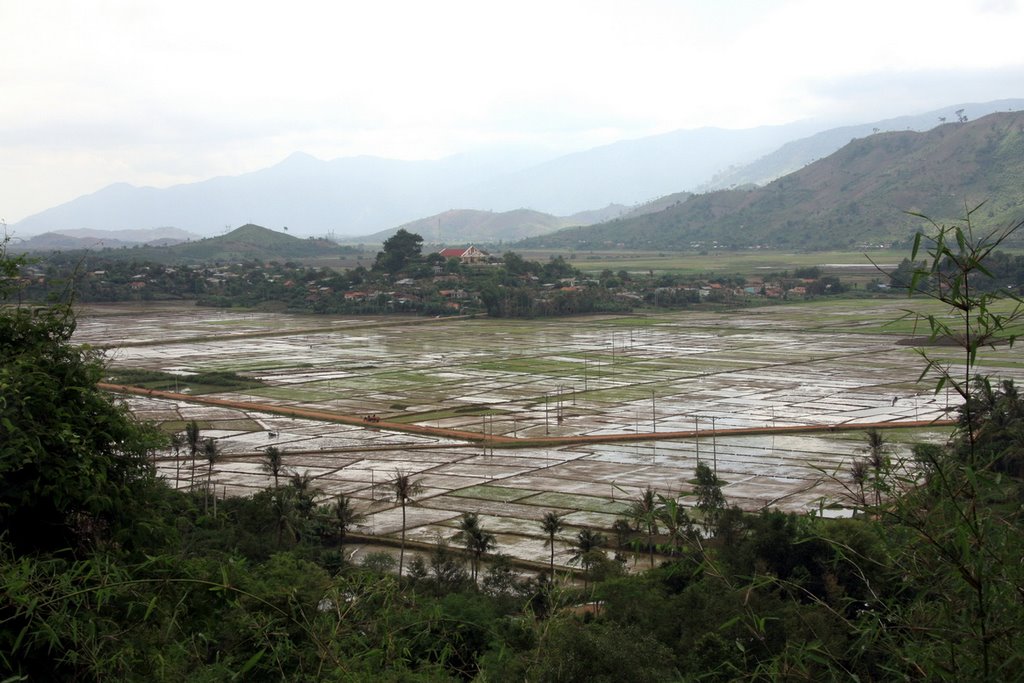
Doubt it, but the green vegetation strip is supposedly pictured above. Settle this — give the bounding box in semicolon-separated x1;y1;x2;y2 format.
519;491;632;515
449;485;540;503
104;368;264;395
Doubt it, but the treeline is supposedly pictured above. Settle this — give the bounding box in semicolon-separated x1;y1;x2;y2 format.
14;230;859;319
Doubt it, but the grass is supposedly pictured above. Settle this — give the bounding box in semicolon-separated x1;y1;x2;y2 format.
449;485;539;503
564;248;909;280
520;491;632;515
105;368;265;394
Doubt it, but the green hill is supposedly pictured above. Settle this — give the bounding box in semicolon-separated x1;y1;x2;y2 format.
356;206;631;245
518;111;1024;251
56;224;354;263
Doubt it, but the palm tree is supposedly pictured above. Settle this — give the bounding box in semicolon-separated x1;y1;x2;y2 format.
170;432;184;488
865;428;889;507
272;487;299;547
202;437;220;515
630;487;659;568
290;471;319;521
850;458;870;511
184;420;201;490
655;494;693;555
261;445;287;489
540;511;563;580
323;493;366;547
569;528;607;590
454;512;496;582
390;470;423;578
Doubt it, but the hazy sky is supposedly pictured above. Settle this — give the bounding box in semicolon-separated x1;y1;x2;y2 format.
2;0;1023;223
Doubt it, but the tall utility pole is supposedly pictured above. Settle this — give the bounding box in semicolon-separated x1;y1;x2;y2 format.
651;390;656;433
695;416;700;463
545;394;550;434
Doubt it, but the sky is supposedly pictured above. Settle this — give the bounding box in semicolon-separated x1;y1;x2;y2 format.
2;0;1023;224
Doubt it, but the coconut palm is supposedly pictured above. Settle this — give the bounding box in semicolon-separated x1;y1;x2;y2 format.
184;420;201;490
389;470;423;578
271;487;299;547
202;437;220;515
865;428;889;507
569;528;607;590
850;458;870;511
289;471;320;521
169;432;184;488
261;445;287;489
540;511;563;580
629;487;659;568
323;493;366;547
454;512;496;582
655;494;693;555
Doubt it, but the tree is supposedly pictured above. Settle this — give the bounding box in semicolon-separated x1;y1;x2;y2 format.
864;428;889;508
1;242;162;552
374;229;423;274
569;528;607;590
821;206;1024;680
289;471;319;522
694;462;726;532
320;493;366;548
849;458;870;511
184;420;201;490
453;512;496;582
389;470;423;577
428;534;470;592
202;437;221;515
169;432;184;486
540;511;563;580
655;494;694;554
629;487;659;568
261;445;287;489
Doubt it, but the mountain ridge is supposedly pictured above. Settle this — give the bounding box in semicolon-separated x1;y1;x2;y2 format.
12;99;1024;240
518;111;1024;251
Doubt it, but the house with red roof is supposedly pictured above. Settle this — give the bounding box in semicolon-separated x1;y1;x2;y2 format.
438;245;489;264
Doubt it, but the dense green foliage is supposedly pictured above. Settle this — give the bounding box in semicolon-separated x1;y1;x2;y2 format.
3;212;1024;680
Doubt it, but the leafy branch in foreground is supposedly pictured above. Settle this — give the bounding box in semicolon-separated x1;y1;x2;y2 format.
904;203;1023;448
826;206;1024;680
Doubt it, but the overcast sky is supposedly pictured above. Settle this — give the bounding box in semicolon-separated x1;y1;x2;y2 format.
2;0;1023;224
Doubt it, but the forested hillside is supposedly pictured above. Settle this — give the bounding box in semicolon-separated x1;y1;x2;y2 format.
521;112;1024;250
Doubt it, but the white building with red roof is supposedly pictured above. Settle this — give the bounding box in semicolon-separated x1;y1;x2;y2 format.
438;245;489;264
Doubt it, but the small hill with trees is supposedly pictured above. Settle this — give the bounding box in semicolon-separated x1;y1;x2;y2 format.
44;223;356;264
358;205;631;245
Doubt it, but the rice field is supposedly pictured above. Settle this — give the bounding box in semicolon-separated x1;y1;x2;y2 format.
78;298;1021;567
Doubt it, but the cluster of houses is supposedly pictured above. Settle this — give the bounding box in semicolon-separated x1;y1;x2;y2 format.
14;244;846;311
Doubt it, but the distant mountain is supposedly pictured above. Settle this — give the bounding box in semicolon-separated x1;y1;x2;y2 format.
61;227;199;243
12;99;1023;239
35;224;353;264
457;123;821;216
9;124;820;238
700;98;1024;190
11;227;200;252
11;232;134;252
519;111;1024;251
355;204;633;245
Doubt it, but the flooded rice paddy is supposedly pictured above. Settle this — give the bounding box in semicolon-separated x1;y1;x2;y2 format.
78;301;1021;567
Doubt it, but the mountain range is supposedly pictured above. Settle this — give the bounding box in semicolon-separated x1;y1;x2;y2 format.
519;111;1024;251
13;99;1023;242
